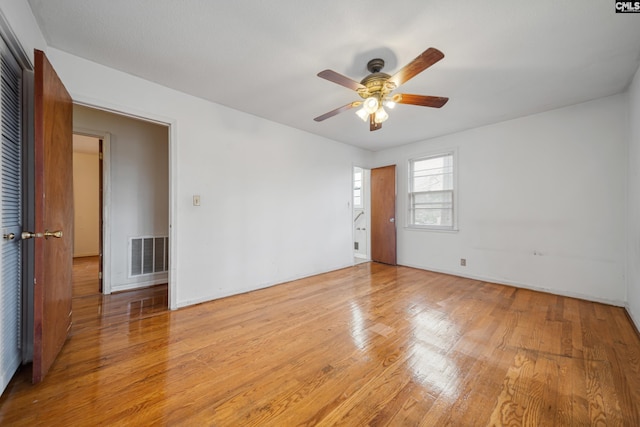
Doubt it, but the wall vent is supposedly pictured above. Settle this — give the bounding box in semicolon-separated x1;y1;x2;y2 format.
130;236;168;277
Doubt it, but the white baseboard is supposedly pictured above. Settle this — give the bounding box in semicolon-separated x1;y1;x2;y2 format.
625;304;640;334
111;277;167;293
176;262;354;308
399;262;626;307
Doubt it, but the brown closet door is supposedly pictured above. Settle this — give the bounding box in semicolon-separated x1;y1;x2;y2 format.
371;165;396;265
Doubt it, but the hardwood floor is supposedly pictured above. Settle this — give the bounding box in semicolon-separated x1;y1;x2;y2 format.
1;261;639;426
72;256;103;297
70;256;168;336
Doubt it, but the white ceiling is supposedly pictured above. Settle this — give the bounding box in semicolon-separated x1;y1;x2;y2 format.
27;0;640;151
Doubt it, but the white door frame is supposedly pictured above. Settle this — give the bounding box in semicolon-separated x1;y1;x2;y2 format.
71;99;177;309
352;165;372;262
72;128;112;294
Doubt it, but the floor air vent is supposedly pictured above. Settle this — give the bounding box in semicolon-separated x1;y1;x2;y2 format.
130;236;169;277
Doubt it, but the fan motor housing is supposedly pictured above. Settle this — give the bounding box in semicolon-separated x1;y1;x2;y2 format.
359;72;395;99
358;58;396;99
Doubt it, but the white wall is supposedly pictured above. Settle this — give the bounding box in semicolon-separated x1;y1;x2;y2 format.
627;66;640;329
74;105;169;291
72;150;100;257
45;49;371;307
0;0;46;65
373;95;628;305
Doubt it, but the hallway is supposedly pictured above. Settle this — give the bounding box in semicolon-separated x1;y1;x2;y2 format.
70;256;168;336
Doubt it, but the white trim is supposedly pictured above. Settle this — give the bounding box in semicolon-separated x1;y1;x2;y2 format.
176;262;354;308
111;276;167;293
73;97;175;127
364;168;371;261
401;262;626;307
70;94;178;310
403;226;459;233
0;9;32;70
351;163;371;263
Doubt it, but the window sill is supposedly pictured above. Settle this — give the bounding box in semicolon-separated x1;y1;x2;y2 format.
405;226;459;233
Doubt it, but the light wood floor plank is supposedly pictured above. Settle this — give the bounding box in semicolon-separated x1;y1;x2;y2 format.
1;260;640;426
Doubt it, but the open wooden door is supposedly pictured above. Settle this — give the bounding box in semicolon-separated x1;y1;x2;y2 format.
371;165;396;265
31;49;74;383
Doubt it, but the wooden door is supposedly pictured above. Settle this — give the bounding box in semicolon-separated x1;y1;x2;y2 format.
32;49;74;383
371;165;396;265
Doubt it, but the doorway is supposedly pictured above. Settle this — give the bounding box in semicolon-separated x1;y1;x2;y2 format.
72;134;103;296
73;104;170;300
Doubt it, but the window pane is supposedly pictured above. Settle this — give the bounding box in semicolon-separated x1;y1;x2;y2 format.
410;191;453;226
412;191;452;207
353;187;361;207
409;152;455;228
354;168;363;207
412;155;453;192
413;208;453;226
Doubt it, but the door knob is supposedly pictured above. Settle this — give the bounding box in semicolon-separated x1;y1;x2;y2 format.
389;218;395;223
21;231;43;240
21;230;62;240
3;233;15;241
44;230;63;239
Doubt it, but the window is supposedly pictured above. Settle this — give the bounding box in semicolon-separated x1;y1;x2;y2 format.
353;167;363;208
408;152;455;229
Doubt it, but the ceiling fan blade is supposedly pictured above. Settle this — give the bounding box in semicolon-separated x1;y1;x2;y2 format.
317;70;366;91
369;115;382;131
314;101;361;122
394;94;449;108
388;48;444;87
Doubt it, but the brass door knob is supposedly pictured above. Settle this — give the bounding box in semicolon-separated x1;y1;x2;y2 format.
21;231;42;240
44;230;63;239
3;233;15;240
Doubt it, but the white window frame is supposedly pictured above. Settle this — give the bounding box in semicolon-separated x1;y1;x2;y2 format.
353;167;363;209
407;149;458;231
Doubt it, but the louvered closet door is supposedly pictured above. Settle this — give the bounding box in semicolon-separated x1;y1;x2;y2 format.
0;38;23;394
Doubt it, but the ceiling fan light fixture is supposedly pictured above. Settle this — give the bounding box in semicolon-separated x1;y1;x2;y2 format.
374;107;388;124
355;107;369;122
363;97;379;114
314;47;448;132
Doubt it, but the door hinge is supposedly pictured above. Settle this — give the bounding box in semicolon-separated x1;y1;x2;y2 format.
98;272;102;279
99;152;103;160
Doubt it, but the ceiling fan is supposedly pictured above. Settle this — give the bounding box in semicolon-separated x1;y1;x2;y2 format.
314;47;449;131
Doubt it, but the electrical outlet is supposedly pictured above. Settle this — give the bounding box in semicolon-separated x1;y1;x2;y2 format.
460;258;466;266
193;195;201;206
